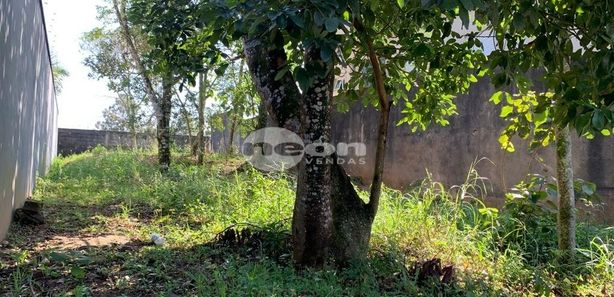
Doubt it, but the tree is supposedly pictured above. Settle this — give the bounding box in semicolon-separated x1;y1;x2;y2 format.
224;0;486;265
127;0;231;171
216;60;260;153
51;55;69;95
135;0;485;265
111;0;191;172
82;26;153;148
96;94;153;148
172;87;197;148
476;0;614;260
196;70;219;164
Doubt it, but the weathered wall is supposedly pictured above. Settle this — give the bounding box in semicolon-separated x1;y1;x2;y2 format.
210;114;246;153
332;78;614;223
0;0;58;239
57;129;193;156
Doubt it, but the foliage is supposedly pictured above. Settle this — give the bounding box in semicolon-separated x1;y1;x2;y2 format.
51;55;69;95
474;0;614;149
1;150;612;296
127;0;229;87
82;23;153;134
215;60;260;138
96;96;154;133
341;0;488;132
124;0;488;133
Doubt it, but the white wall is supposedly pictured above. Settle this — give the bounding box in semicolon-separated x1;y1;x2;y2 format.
0;0;58;239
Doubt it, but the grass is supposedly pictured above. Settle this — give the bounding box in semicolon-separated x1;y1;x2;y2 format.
0;146;613;296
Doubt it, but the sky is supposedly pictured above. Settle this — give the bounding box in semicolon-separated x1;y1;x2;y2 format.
43;0;115;129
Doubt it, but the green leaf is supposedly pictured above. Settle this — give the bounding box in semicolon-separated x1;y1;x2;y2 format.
459;8;470;28
294;68;311;91
320;47;334;62
397;0;406;8
289;14;305;29
413;44;432;57
498;134;516;152
534;111;548;126
490;91;504;104
49;252;71;264
592;110;606;130
274;67;289;81
342;11;351;21
324;18;340;32
441;0;457;10
581;183;595;196
500;106;514;118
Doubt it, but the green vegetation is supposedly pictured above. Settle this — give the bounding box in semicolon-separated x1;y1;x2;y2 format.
1;149;612;296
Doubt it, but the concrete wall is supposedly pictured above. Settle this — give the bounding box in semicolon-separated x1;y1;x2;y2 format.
57;129;193;156
210;114;246;153
0;0;58;239
332;78;614;223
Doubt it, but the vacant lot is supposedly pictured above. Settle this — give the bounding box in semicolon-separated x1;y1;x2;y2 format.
1;148;612;296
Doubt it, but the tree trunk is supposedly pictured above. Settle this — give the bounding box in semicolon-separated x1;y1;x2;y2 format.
129;118;138;150
112;0;158;107
113;0;168;170
256;99;268;130
361;23;392;218
157;77;173;173
228;115;238;154
555;124;576;260
197;72;207;164
292;48;335;266
243;35;373;265
175;92;194;151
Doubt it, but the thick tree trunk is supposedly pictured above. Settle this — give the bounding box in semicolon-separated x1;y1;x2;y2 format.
197;72;207;164
256;99;268;130
157;78;173;173
242;37;301;133
555;125;576;260
292;49;335;265
243;36;373;265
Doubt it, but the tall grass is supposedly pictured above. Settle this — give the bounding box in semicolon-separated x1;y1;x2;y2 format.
28;148;614;296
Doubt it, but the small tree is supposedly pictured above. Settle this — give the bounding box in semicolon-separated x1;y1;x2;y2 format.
126;0;231;170
476;0;614;260
216;60;260;153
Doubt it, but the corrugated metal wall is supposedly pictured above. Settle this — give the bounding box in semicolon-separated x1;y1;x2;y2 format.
0;0;58;240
